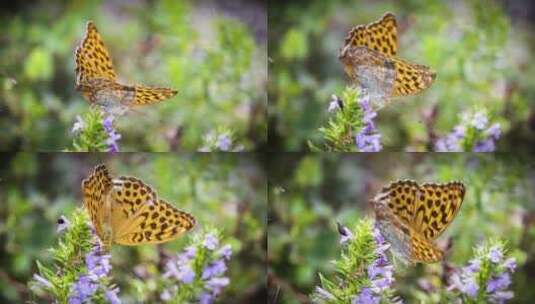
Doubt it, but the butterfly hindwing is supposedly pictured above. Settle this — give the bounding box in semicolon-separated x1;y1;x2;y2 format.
133;85;178;106
410;228;443;263
391;57;436;97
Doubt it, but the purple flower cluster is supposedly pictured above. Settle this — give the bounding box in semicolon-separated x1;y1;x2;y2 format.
448;245;516;303
103;115;121;152
162;233;232;303
352;228;395;304
354;93;382;152
435;111;501;152
68;244;120;304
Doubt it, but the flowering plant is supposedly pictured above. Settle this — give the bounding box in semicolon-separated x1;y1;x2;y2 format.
71;108;121;152
158;231;232;303
30;210;232;304
311;220;399;303
447;240;516;303
435;110;501;152
313;87;382;152
30;209;120;304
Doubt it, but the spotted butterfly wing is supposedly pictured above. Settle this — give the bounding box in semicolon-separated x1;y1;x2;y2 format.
75;21;117;87
82;164;113;246
132;85;178;106
344;12;398;57
82;165;195;250
412;182;465;240
390;57;436;97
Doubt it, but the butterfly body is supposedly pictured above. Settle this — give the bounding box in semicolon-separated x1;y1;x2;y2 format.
82;165;195;251
339;13;436;103
75;21;177;115
372;180;465;264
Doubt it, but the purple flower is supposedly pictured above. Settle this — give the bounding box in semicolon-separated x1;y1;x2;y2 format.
463;277;480;298
179;246;197;262
328;95;341;112
72;115;85;133
199;292;214;304
105;287;121;304
337;223;354;245
487;273;511;293
355;93;382;152
205;277;229;295
69;242;118;303
503;258;516;272
102;115;121;152
163;261;196;284
448;269;479;298
69;275;98;303
435;112;500;152
486;123;501;140
490;291;514;302
353;287;380;304
33;274;53;289
314;286;335;300
473;139;495;152
217;245;232;260
465;259;481;273
202;260;227;279
203;233;219;250
471;111;488;130
216;134;232;151
160;289;173;301
488;247;503;263
85;251;111;279
56;215;71;233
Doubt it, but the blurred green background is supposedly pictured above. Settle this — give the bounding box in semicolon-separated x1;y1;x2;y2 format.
0;153;266;302
268;0;535;151
0;0;267;151
268;153;535;303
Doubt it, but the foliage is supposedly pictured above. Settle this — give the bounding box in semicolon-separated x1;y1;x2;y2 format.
268;0;535;151
0;0;266;151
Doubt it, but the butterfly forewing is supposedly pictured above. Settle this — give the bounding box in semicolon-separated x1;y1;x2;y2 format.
75;21;117;86
82;164;112;243
344;12;398;57
412;182;465;240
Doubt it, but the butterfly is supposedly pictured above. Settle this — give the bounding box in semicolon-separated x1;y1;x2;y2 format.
75;21;177;115
82;164;195;251
372;180;465;263
339;13;436;104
